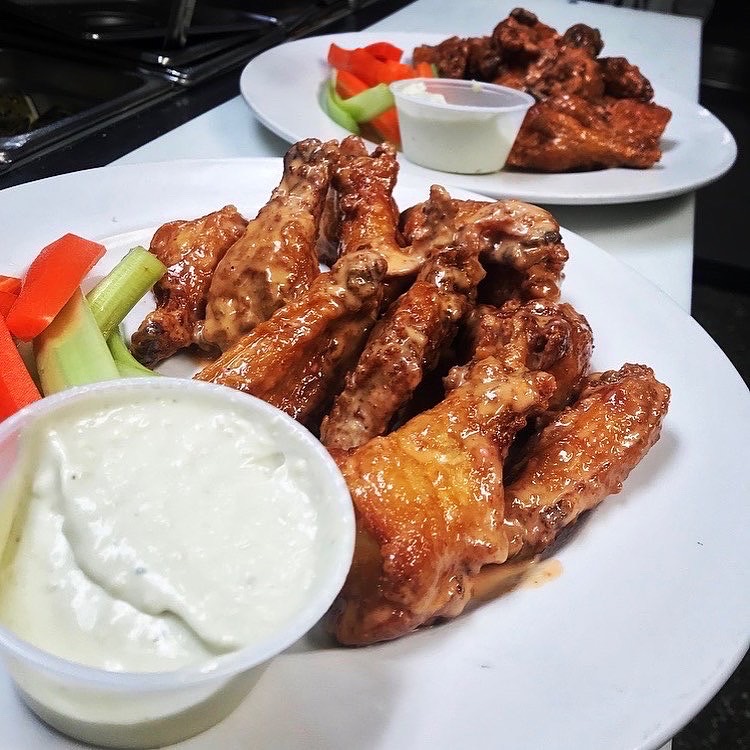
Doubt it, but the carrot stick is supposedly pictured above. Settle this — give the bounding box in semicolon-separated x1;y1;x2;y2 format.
0;315;41;421
6;233;106;341
335;70;401;147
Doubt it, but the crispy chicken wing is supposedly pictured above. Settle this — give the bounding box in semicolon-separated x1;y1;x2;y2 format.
200;138;339;351
129;205;247;367
320;243;485;451
333;137;423;278
329;358;555;645
449;299;593;412
411;9;671;172
503;363;670;558
195;251;387;430
507;93;671;172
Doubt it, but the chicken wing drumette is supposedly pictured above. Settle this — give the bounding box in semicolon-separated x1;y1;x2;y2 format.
129;205;247;367
195;251;387;430
320;243;485;451
200;138;340;351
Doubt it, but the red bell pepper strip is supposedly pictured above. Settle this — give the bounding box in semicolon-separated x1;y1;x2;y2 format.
328;43;417;87
334;70;401;147
363;41;403;62
6;233;106;341
0;315;41;421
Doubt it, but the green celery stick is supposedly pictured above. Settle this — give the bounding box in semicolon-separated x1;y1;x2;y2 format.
34;290;119;396
336;83;394;123
323;81;360;134
86;246;166;340
107;330;156;379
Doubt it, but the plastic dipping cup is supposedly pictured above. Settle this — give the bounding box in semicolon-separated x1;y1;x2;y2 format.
0;378;355;748
390;78;534;174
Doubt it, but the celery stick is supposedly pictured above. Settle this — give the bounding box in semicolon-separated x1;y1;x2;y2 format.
86;246;166;340
323;82;360;134
337;83;394;123
107;330;156;379
34;290;119;396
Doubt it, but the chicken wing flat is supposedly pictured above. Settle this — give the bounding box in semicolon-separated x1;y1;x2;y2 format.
129;205;247;367
450;299;593;413
329;358;555;645
200;138;339;352
507;94;671;172
503;363;670;559
195;250;386;429
320;243;485;451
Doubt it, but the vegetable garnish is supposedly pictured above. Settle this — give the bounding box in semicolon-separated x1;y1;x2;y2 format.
0;276;21;318
324;40;433;147
0;315;41;420
6;234;106;341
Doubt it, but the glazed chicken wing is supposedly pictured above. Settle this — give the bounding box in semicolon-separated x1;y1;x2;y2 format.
129;205;247;367
449;299;593;413
507;94;671;172
329;358;555;645
333;137;424;278
503;363;670;558
320;243;485;451
195;251;386;430
200;138;339;351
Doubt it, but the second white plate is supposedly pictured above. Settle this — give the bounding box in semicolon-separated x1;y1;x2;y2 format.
239;31;737;205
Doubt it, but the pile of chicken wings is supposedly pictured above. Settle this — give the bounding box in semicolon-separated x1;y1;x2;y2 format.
131;136;670;645
412;8;672;172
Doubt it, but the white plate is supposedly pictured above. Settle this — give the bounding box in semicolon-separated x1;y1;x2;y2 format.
239;31;737;205
1;159;749;750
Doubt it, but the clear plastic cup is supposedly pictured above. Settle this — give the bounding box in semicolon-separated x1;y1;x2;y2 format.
390;77;535;174
0;378;355;748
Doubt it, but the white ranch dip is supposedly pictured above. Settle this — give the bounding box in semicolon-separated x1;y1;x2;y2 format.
0;387;320;672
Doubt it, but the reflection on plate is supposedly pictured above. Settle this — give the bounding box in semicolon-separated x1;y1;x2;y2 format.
1;159;749;750
239;31;737;205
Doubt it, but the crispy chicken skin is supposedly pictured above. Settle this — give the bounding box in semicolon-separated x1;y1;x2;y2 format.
329;358;555;645
130;205;247;367
450;300;594;413
320;244;485;451
195;250;386;430
200;138;339;351
412;8;671;172
504;363;670;558
403;196;568;304
507;94;671;172
333;137;423;277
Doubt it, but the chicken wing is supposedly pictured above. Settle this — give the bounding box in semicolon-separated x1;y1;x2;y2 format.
129;205;247;367
503;363;670;558
200;138;339;352
195;250;386;430
333;137;423;277
507;94;671;172
329;358;555;645
449;300;593;413
320;243;485;451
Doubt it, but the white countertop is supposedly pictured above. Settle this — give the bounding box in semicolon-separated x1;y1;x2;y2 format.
115;0;702;313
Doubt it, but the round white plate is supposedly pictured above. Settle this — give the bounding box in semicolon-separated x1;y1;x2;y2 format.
239;31;737;205
1;159;748;750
